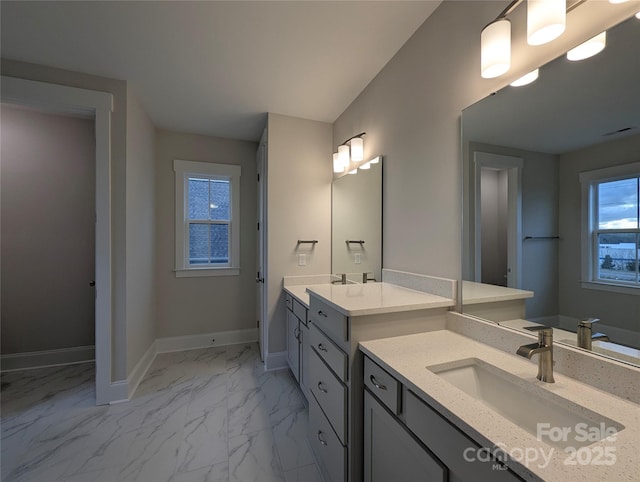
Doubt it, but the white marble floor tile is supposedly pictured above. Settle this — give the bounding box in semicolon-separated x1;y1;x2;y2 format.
284;463;324;482
228;428;285;482
1;343;324;482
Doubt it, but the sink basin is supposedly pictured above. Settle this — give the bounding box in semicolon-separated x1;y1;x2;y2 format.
427;358;624;449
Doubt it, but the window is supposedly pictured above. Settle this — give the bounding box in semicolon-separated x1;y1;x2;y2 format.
580;162;640;292
174;160;241;277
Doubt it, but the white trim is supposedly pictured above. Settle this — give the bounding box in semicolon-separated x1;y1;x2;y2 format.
173;159;242;274
581;281;640;296
265;351;288;371
127;340;157;399
1;76;114;405
174;267;240;278
108;380;129;404
155;328;257;354
0;346;95;372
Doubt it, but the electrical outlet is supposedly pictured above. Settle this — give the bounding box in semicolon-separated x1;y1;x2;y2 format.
298;253;307;266
355;253;361;264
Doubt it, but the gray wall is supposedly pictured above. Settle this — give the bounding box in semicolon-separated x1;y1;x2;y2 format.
155;129;258;338
558;133;640;332
1;105;95;354
1;59;129;380
332;0;635;285
266;113;332;355
126;87;157;374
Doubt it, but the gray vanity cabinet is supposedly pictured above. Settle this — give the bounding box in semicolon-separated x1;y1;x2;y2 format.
363;355;525;482
364;389;447;482
285;294;310;392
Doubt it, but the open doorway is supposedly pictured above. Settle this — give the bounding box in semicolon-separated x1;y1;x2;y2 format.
473;152;523;289
1;76;115;404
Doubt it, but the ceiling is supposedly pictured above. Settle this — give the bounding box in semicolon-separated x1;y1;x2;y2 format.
1;1;442;142
463;15;640;155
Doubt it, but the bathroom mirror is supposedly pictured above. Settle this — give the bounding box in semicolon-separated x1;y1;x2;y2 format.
331;158;382;281
462;15;640;367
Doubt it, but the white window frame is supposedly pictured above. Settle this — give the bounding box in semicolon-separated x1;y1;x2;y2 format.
580;161;640;295
174;159;241;277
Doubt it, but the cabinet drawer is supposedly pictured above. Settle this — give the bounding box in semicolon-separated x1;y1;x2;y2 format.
309;298;348;343
309;323;348;382
285;293;293;311
309;393;346;482
309;349;347;444
404;389;523;481
292;298;309;326
364;357;400;415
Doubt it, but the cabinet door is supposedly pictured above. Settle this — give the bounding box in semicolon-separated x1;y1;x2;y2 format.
364;390;447;482
286;310;300;382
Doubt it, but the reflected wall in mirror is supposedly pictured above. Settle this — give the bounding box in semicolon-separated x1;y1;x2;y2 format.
462;15;640;367
332;158;382;281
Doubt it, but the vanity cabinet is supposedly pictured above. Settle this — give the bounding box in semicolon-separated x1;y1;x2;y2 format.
363;355;524;482
285;293;310;392
307;294;452;482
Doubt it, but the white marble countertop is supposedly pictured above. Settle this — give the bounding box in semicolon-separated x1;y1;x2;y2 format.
360;330;640;482
306;282;454;316
463;280;534;304
283;284;313;308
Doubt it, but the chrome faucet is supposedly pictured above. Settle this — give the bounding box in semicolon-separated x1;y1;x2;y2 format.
517;326;555;383
577;318;609;350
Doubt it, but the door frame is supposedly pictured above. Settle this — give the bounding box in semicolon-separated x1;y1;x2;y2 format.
473;151;523;289
2;76;115;404
256;128;268;363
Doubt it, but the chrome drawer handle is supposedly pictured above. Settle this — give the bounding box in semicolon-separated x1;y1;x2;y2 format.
317;310;328;318
370;374;387;390
317;381;328;393
294;327;300;341
317;343;328;352
317;430;327;446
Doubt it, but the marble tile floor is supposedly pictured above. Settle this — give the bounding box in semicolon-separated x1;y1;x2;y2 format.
1;343;323;482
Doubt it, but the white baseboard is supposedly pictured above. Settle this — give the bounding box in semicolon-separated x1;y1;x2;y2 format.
155;328;257;354
107;380;129;404
265;351;288;371
127;340;157;400
1;345;95;372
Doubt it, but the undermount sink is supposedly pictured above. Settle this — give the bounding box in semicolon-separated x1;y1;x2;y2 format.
427;358;624;449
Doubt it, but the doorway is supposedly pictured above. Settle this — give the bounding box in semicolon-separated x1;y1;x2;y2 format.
473;152;523;289
1;76;115;404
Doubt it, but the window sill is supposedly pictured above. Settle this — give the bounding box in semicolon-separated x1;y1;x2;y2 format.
175;267;240;278
581;280;640;296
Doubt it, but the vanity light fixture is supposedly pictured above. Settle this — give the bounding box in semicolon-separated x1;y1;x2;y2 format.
510;68;539;86
350;136;364;162
527;0;566;46
480;0;591;79
338;144;350;169
566;31;606;61
333;152;345;173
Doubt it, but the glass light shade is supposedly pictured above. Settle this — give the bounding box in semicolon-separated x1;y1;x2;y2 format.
567;31;606;61
481;19;511;79
359;162;371;170
369;156;381;164
527;0;566;46
510;69;539;87
350;137;364;162
636;11;640;19
338;145;350;168
348;169;357;175
333;152;344;173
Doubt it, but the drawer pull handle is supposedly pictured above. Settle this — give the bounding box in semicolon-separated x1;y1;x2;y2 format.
317;381;328;393
317;343;328;352
370;374;387;390
317;430;327;446
294;327;300;340
317;310;328;318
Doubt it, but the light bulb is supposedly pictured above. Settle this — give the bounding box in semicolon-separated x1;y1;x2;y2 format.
481;19;511;78
567;31;606;61
528;0;566;46
510;69;539;87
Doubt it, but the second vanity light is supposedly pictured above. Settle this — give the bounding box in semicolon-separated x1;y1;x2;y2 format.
333;132;366;173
